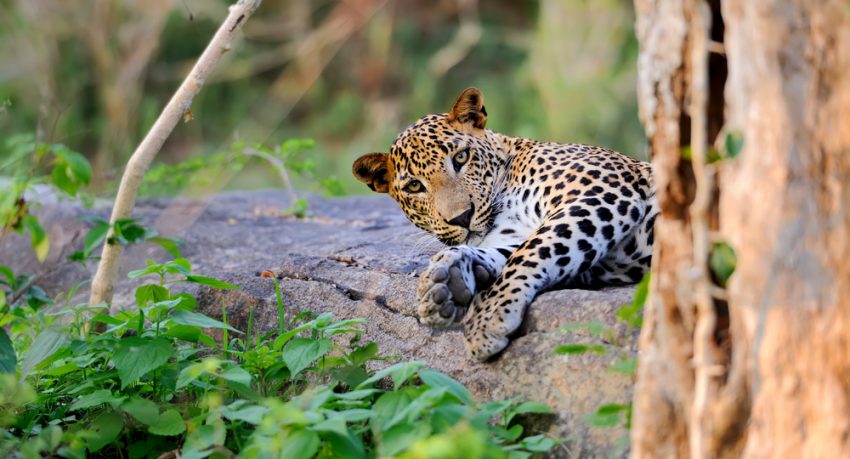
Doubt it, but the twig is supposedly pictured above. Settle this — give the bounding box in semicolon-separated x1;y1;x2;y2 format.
242;147;298;204
88;0;263;316
688;2;715;459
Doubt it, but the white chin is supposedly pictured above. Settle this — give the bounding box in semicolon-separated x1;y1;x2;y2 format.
465;232;484;246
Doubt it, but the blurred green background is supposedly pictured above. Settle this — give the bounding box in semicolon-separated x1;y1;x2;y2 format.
0;0;644;197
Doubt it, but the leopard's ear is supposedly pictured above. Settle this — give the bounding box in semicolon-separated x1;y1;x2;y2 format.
352;152;392;193
448;87;487;129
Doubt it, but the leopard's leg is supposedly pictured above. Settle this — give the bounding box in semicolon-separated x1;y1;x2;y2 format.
417;246;513;328
571;198;658;287
463;196;650;361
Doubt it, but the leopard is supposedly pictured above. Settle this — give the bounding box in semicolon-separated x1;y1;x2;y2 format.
352;87;656;361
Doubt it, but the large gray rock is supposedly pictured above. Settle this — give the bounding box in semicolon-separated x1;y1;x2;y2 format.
1;190;636;458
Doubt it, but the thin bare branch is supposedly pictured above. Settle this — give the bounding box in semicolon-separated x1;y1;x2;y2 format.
88;0;263;315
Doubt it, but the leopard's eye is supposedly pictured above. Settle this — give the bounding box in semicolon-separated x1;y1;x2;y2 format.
452;148;470;172
404;179;424;194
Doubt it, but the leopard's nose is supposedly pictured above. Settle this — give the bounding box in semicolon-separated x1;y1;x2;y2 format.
447;207;474;229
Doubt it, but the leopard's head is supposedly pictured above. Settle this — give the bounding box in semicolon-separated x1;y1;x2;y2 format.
353;87;506;245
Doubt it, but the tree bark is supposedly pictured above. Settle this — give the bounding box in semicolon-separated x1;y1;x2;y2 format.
631;0;850;457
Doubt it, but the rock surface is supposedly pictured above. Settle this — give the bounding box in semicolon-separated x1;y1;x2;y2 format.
2;190;637;458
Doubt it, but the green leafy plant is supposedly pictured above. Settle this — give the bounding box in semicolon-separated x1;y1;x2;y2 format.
2;232;557;458
139;138;346;206
1;134;92;261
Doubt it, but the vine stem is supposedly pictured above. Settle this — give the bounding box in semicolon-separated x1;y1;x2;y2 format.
88;0;263;320
688;1;716;458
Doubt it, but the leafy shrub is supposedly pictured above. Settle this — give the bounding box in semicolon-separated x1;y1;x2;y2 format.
1;251;556;458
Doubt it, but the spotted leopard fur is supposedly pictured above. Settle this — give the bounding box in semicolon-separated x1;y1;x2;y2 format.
353;87;657;361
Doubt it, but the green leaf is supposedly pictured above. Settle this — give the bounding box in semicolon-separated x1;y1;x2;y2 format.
372;390;412;428
618;274;649;328
330;365;370;388
310;415;348;436
610;356;637;375
221;402;267;424
70;389;124;411
710;242;737;287
220;363;252;386
330;389;382;401
283;337;332;377
111;218;149;245
582;403;630;429
128;263;164;280
148;236;183;258
170;310;241;333
87;411;123;452
175;361;207;390
418;368;473;404
518;434;557;452
506;401;554;425
349;342;379;366
272;322;314;350
22;214;49;261
356;361;425;390
51;147;91;196
135;284;170;307
0;264;14;285
25;284;52;310
148;409;186;436
322;431;367;459
286;198;310;219
380;422;428;457
280;429;319;459
83;220;110;257
121;397;160;425
429;404;467;431
113;337;174;388
21;328;68;377
165;258;192;274
184;275;239;290
0;328;15;373
165;324;204;343
491;424;523;442
91;314;124;326
553;343;606;355
51;160;75;196
335;409;373;423
724;131;744;158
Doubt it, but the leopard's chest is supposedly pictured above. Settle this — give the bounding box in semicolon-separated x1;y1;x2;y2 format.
472;186;544;249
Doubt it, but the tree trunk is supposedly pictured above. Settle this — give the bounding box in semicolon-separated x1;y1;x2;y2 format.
631;0;850;457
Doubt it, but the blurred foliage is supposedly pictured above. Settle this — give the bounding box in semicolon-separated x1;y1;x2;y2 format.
0;0;643;196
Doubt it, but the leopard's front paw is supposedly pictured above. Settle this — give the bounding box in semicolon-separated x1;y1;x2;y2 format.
464;326;510;362
461;293;524;361
417;249;494;328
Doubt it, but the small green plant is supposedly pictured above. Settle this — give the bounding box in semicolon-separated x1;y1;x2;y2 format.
1;134;92;261
139;138;346;211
